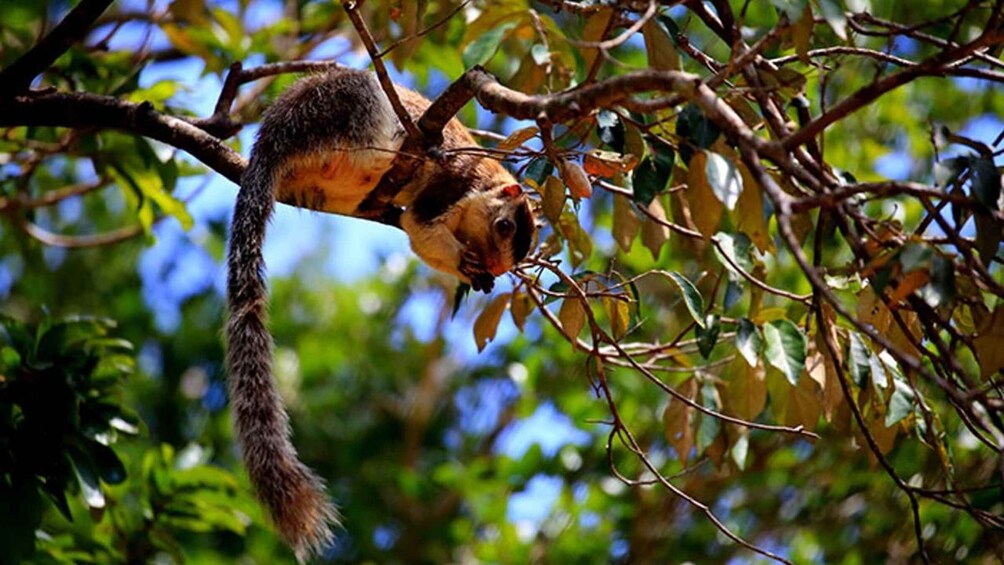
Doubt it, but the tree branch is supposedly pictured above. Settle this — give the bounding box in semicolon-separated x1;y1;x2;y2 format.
0;91;246;184
0;0;116;99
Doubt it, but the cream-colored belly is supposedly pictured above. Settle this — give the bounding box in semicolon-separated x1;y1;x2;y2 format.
275;147;397;215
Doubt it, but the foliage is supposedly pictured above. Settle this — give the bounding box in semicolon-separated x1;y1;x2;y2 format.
1;0;1003;563
0;315;251;564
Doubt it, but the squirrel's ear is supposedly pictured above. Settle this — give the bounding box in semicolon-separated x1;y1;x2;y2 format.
502;183;522;199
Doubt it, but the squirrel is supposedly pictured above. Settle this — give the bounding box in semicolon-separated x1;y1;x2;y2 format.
225;68;536;561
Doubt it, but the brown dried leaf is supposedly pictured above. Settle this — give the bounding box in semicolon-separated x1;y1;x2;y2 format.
473;292;511;352
641;197;670;258
497;125;539;153
560;160;593;199
663;379;697;464
974;306;1004;379
583;149;639;177
612;193;639;253
687;151;723;240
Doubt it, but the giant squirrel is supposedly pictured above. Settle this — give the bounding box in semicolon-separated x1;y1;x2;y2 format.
226;68;536;560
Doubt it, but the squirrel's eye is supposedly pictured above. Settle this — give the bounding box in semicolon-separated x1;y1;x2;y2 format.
495;218;515;238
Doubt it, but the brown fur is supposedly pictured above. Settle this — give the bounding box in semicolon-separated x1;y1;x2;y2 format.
226;69;535;561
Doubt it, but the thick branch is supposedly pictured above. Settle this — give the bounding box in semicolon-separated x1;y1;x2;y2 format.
0;91;246;184
0;0;115;99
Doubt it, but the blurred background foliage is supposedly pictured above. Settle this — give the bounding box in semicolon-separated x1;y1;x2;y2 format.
1;0;1002;563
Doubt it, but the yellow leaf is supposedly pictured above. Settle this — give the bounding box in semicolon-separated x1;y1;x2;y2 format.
787;370;823;431
793;5;814;64
558;296;586;341
473;293;511;352
735;162;773;253
461;0;527;47
641;197;670;259
580;7;614;71
663;379;697;463
974;306;1004;379
805;351;827;390
161;24;208;58
687;151;723;240
624;122;647;163
722;356;767;421
751;307;788;324
169;0;208;25
497;126;539;153
510;290;535;331
642;19;681;71
612;193;639;253
542;175;565;225
604;297;630;340
857;287;892;334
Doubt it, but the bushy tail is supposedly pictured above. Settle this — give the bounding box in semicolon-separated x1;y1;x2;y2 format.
226;155;339;562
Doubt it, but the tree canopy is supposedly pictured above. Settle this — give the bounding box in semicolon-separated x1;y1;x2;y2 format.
1;0;1003;563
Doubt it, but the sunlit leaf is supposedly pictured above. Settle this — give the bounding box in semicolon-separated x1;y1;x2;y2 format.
763;320;807;386
596;110;625;153
696;314;720;359
736;318;762;367
462;21;517;68
497;126;538;152
704;151;744;210
663;272;705;328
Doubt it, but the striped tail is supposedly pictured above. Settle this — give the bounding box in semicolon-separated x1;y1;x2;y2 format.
226;154;339;561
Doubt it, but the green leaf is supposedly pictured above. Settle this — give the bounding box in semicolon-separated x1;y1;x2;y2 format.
970;156;1002;211
933;156;966;189
696;314;720;359
763;320;806;385
848;332;872;387
676;103;720;163
664;272;705;328
704;151;744;210
697;382;721;453
713;232;754;275
631;143;675;205
87;441;127;485
632;159;667;206
461;21;516;68
736;318;762;367
817;0;848;39
885;377;916;427
525;157;554;187
731;432;749;471
0;480;44;563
